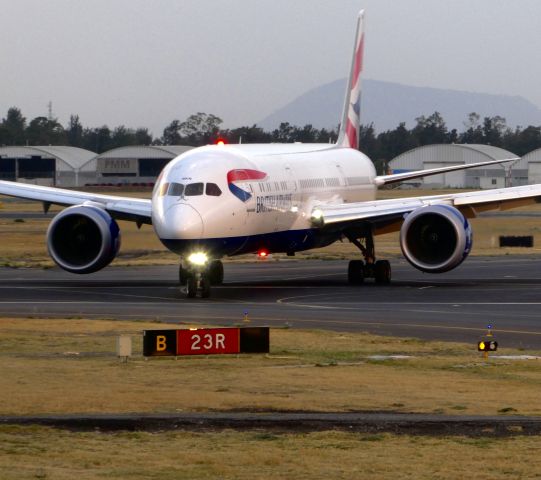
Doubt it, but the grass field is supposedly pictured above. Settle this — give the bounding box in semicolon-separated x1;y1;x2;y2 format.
1;319;541;478
1;318;540;416
1;426;541;480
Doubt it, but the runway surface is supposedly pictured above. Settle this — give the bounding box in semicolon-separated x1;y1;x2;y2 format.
1;256;541;349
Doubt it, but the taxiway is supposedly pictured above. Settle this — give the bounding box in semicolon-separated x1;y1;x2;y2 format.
1;257;540;348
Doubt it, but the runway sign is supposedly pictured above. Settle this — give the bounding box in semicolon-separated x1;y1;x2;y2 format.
143;327;269;357
178;328;239;355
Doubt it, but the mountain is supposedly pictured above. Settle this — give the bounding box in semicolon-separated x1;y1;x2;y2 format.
258;79;541;132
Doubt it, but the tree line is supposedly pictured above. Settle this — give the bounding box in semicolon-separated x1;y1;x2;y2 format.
1;108;541;173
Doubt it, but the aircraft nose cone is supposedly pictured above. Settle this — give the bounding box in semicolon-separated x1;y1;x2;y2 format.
161;203;204;239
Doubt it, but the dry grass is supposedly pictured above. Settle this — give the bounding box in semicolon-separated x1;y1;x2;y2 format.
1;426;541;480
1;318;541;417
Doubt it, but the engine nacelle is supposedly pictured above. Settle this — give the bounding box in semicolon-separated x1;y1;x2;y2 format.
47;205;121;274
399;205;472;273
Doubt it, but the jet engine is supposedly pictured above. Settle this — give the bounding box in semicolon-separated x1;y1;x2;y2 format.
399;205;472;273
46;205;121;274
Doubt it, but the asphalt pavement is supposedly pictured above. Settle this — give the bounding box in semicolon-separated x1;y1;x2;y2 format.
1;256;541;348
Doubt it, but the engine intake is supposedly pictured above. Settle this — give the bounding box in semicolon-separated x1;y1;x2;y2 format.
47;205;121;274
399;205;472;273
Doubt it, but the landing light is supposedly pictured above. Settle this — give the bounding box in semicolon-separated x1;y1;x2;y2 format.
312;209;324;222
258;249;269;258
188;252;209;266
216;139;226;146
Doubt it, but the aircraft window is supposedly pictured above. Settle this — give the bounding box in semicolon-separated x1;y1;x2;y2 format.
205;183;222;196
168;182;184;196
159;182;170;196
185;182;204;196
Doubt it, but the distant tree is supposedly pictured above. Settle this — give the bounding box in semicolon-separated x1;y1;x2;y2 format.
110;125;137;149
504;126;541;156
161;120;182;145
358;123;378;158
315;127;337;144
412;111;448;145
375;122;417;161
135;127;153;145
66;115;84;147
26;116;66;145
179;112;223;145
82;126;112;153
482;115;508;147
2;107;27;145
224;125;272;144
272;122;296;143
460;112;484;144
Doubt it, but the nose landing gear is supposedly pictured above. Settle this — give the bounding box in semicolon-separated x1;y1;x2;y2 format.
180;259;224;298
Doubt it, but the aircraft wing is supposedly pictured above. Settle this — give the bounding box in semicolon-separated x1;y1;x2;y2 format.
312;184;541;234
374;157;520;186
0;180;152;225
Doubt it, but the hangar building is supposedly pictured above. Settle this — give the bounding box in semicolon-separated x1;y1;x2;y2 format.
0;146;96;187
83;145;192;186
523;148;541;184
388;144;526;188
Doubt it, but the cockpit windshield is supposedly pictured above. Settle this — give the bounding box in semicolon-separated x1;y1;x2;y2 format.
169;183;184;196
159;182;222;197
206;183;222;196
185;182;204;196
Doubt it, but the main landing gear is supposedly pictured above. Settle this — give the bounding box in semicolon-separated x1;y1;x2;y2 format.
346;231;391;285
179;259;224;298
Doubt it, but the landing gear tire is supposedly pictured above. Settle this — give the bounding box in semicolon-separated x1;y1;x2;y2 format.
186;275;197;298
374;260;391;284
200;275;211;298
207;260;224;285
179;264;189;285
348;260;365;285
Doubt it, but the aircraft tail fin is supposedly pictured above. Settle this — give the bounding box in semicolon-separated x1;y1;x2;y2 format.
336;10;365;150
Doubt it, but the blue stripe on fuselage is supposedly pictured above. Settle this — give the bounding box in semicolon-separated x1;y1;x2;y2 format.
160;228;339;257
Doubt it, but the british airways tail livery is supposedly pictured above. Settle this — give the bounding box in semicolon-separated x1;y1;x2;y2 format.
0;10;538;298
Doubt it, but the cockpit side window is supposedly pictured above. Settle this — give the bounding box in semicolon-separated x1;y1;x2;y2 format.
205;183;222;196
168;182;184;196
185;182;204;196
159;182;170;196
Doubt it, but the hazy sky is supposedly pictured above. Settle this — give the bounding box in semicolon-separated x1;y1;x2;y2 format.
2;0;540;135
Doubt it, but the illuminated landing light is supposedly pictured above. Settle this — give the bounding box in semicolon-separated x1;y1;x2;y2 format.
216;138;226;146
312;209;323;220
311;208;324;226
188;252;209;266
258;249;269;259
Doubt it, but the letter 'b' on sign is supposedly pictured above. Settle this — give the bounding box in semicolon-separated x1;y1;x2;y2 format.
156;335;167;351
143;330;177;356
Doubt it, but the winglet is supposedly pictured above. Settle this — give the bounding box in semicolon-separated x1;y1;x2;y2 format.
336;10;365;150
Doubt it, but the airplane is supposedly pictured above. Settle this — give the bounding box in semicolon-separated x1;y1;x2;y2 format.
0;9;539;299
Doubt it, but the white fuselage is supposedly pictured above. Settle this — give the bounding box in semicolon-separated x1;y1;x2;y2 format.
151;143;377;257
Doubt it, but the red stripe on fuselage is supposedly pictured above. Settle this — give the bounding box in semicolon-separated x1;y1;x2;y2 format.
227;169;267;183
